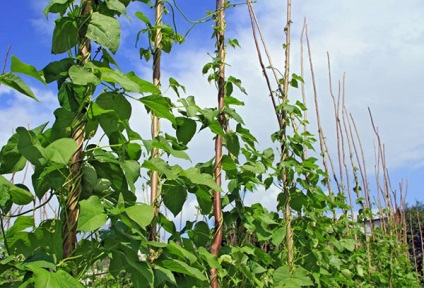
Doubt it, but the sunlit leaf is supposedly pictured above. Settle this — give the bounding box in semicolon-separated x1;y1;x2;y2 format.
52;17;78;54
0;72;38;101
78;196;107;232
126;203;154;228
86;12;120;53
11;56;45;83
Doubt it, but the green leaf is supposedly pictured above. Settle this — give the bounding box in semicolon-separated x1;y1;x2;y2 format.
272;226;286;246
11;56;45;83
181;168;222;191
175;117;196;145
0;132;27;174
139;95;175;124
81;163;97;196
0;188;11;210
155;266;177;286
341;269;353;279
78;196;107;232
42;58;74;83
228;76;247;94
150;137;190;161
99;68;158;93
227;38;240;48
195;188;212;214
86;12;120;53
0;175;33;205
178;96;199;117
224;132;240;157
51;17;78;54
208;121;225;136
93;178;111;196
31;267;84;288
135;11;151;26
274;266;313;287
126;203;154;228
126;255;154;286
96;92;131;120
242;162;266;174
126;72;160;93
290;192;307;212
221;155;237;172
45;138;77;165
162;180;187;216
43;0;71;17
224;96;244;106
16;127;48;166
189;221;210;248
292;73;304;83
169;77;186;97
120;160;140;193
6;216;34;237
68;65;100;85
165;241;197;264
159;259;207;282
224;106;244;124
0;72;38;100
198;247;220;269
105;0;127;15
141;158;180;180
339;238;356;252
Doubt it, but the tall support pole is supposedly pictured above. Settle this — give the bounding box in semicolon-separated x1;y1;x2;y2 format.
210;0;226;287
63;0;91;259
150;0;163;241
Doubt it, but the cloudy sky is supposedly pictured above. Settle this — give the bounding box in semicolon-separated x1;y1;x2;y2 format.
0;1;423;219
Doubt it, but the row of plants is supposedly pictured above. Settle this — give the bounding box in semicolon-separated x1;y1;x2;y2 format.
0;0;420;287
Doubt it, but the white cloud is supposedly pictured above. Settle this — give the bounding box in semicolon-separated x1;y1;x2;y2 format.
0;85;56;145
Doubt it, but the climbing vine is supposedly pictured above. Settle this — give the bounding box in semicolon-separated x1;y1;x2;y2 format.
0;0;420;287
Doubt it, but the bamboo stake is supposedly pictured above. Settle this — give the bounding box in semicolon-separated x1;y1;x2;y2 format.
305;26;332;197
63;0;92;259
281;0;294;271
210;1;225;286
150;0;163;241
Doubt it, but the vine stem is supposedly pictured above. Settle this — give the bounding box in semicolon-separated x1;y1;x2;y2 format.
282;0;294;272
210;0;225;287
63;0;92;259
150;0;163;241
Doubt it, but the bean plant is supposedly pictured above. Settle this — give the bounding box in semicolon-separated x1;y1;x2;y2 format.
0;0;419;287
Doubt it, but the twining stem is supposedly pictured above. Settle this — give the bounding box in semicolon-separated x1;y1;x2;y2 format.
150;0;163;241
210;0;225;287
63;0;92;259
282;0;293;271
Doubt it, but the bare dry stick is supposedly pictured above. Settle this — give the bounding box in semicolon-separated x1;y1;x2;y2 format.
1;45;11;76
369;108;395;237
339;73;355;221
326;54;344;192
345;112;375;239
410;213;419;275
305;25;332;196
349;114;373;218
63;0;92;259
150;0;163;242
210;1;225;287
246;2;285;103
246;1;280;129
417;208;424;276
300;19;307;159
399;181;408;247
373;140;387;234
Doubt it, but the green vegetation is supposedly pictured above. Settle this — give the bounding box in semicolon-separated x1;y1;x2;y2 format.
0;0;420;287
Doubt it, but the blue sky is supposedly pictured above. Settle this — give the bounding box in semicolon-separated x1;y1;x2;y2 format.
1;0;424;218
